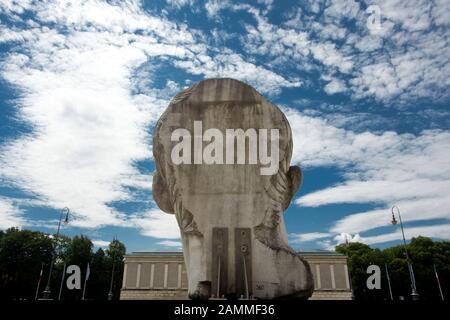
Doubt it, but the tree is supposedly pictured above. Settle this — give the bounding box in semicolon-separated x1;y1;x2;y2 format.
66;235;93;267
105;239;126;300
63;235;93;300
408;236;449;300
338;237;450;300
336;242;388;300
0;228;53;300
0;229;128;300
88;248;109;300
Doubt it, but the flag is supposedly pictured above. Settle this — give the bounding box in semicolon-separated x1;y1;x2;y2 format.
434;264;444;300
85;263;90;281
35;263;44;300
38;265;43;280
82;263;91;300
58;263;66;300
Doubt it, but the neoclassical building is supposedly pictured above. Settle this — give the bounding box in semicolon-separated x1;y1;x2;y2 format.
120;251;353;300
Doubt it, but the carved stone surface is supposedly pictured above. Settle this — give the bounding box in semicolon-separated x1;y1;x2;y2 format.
152;78;314;299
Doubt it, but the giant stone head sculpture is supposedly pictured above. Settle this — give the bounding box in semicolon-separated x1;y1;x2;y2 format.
153;78;314;299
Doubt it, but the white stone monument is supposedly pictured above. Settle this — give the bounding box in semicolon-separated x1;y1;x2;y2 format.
153;78;314;299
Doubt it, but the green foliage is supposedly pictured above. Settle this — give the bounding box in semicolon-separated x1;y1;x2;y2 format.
1;227;448;301
337;236;450;300
0;228;126;300
85;248;108;301
106;239;126;299
0;228;53;300
66;235;93;268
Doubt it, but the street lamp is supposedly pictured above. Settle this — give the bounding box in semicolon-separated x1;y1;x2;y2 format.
41;207;70;300
390;205;419;301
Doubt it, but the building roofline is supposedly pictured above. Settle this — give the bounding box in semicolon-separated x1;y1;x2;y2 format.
126;251;346;257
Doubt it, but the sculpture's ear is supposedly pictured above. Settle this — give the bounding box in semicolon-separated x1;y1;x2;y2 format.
288;165;303;196
152;172;175;214
281;165;302;210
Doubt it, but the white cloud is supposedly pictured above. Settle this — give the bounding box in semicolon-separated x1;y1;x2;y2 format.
166;0;196;8
0;0;299;231
373;0;432;32
0;1;190;228
354;34;383;52
347;0;449;102
334;232;363;244
0;36;154;227
315;224;450;248
204;0;230;18
432;0;450;27
324;0;360;20
238;1;449;102
156;240;182;248
316;239;334;251
290;231;363;250
361;224;450;245
330;197;450;235
284;106;450;240
0;198;25;229
174;52;302;95
304;232;363;251
350;62;402;100
283;106;398;168
131;209;180;239
312;22;347;41
0;0;33;15
310;42;353;73
299;180;450;208
290;232;332;243
241;7;354;74
324;78;347;94
92;240;110;247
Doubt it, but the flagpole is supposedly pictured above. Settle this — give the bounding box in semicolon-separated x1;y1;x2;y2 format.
58;263;66;300
344;235;355;300
82;272;87;300
108;236;117;300
82;263;90;300
434;264;444;301
385;264;394;301
35;263;44;300
42;207;70;299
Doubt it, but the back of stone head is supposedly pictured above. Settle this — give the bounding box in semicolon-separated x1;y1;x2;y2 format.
153;78;294;214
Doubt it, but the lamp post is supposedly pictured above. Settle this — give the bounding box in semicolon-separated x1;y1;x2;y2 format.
390;205;419;301
41;207;70;300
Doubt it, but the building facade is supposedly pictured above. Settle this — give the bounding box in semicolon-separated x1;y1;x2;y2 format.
120;251;353;300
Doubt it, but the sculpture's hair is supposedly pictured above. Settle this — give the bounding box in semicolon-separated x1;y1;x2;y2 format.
152;78;297;213
153;77;302;243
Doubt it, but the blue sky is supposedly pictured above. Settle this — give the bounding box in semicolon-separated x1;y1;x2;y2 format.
0;0;449;253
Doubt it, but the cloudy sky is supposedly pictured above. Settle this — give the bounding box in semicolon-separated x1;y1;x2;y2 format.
0;0;449;252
